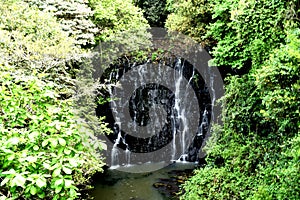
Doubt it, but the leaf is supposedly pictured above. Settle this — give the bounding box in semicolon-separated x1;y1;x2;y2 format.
26;156;37;162
8;137;19;145
33;145;39;151
51;138;58;147
12;174;26;187
52;168;61;177
42;140;48;147
54;178;64;187
64;179;73;188
58;138;66;146
68;158;78;167
36;178;47;188
7;154;15;161
30;186;37;195
70;188;77;197
55;185;62;194
64;148;71;155
99;141;107;150
37;192;46;199
62;167;72;175
1;169;16;175
0;177;10;186
43;162;51;169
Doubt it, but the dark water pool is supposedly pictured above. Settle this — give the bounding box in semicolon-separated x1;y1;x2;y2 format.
91;162;195;200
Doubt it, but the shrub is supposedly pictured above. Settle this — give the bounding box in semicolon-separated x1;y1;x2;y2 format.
181;27;300;200
88;0;150;44
0;0;81;98
207;0;294;69
165;0;214;47
0;66;104;200
0;1;108;199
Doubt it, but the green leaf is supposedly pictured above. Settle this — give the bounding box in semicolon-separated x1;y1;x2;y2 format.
43;162;51;169
55;185;62;194
99;141;107;150
36;178;47;188
62;167;72;175
0;177;10;186
70;188;77;197
68;158;78;167
58;138;66;146
42;140;48;147
26;156;37;162
30;186;37;195
38;192;46;199
53;194;59;200
51;138;58;147
7;154;15;161
12;174;26;187
1;169;16;175
54;178;64;187
33;145;39;151
64;179;73;188
8;137;19;145
64;148;71;155
52;168;61;177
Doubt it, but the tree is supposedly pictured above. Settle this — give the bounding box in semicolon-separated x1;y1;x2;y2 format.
133;0;169;27
88;0;150;44
24;0;98;47
165;0;214;47
0;1;108;199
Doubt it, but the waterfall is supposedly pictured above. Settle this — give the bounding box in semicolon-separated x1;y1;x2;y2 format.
97;56;212;170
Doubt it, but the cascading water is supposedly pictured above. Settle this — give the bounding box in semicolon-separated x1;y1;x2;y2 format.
96;56;212;170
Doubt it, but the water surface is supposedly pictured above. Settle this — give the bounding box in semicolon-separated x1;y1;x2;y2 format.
92;162;195;200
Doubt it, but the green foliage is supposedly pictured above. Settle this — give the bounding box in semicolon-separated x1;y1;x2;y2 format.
167;1;300;198
133;0;169;27
166;0;299;69
0;66;104;200
166;0;214;46
207;0;293;69
181;28;300;200
88;0;150;43
255;29;300;135
0;0;81;98
177;0;300;198
24;0;98;47
0;1;109;199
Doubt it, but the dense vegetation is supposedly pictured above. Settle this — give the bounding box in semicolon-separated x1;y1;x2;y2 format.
1;0;299;199
0;0;148;199
166;0;300;199
133;0;169;27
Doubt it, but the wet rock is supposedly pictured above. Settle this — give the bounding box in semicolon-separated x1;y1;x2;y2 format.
152;169;194;199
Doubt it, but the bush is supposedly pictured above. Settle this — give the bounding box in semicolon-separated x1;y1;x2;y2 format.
165;0;214;46
166;0;298;70
207;0;293;69
181;28;300;200
0;1;108;199
88;0;150;43
0;66;104;200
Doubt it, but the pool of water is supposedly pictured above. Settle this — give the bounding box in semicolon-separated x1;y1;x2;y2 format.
91;162;195;200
